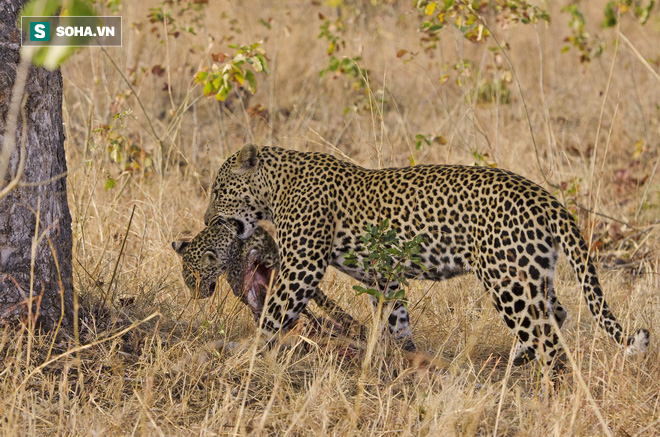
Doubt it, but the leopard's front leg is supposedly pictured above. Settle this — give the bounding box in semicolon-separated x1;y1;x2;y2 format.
258;242;330;340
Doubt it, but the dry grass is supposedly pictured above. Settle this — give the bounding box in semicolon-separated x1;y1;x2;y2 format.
2;0;659;435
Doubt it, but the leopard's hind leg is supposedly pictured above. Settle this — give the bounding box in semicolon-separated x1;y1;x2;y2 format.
475;249;566;371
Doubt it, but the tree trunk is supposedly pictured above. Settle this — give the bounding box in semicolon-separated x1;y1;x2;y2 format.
0;0;73;330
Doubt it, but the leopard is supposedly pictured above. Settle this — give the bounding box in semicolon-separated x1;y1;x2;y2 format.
204;144;649;369
172;220;363;335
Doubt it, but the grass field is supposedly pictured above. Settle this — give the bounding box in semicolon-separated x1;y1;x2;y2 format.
2;0;659;435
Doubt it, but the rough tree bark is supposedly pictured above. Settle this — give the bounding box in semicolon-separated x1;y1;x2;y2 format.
0;0;73;330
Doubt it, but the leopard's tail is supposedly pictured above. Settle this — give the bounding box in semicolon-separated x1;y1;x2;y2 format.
548;204;649;356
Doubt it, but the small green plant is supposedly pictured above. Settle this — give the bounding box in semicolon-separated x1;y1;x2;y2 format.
317;13;372;109
343;219;425;307
317;14;345;56
194;42;270;101
561;4;603;63
92;109;153;182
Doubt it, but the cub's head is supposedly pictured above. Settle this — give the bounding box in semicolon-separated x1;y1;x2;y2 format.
204;143;264;239
172;222;280;321
172;221;242;299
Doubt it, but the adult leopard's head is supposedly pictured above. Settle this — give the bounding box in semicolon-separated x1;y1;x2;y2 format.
204;143;265;239
172;222;280;321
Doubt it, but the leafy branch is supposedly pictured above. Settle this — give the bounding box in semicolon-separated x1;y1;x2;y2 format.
194;42;270;102
317;13;371;98
414;0;549;50
343;219;425;306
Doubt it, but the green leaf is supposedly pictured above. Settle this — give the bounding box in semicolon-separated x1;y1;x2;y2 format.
215;82;231;101
359;287;381;298
340;58;353;69
256;53;270;74
194;71;209;83
234;70;245;86
245;70;257;94
354;285;381;298
379;218;389;231
328;56;340;71
104;176;116;190
203;81;213;96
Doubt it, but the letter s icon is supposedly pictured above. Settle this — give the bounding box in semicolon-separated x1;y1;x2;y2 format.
35;24;45;39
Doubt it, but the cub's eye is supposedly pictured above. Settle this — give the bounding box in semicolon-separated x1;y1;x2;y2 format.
201;250;219;266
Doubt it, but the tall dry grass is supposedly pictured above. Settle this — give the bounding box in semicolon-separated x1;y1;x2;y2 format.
2;0;659;435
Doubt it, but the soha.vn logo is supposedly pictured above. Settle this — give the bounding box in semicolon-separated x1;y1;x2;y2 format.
29;22;115;41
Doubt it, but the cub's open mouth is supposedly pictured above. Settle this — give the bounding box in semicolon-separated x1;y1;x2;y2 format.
207;278;219;298
236;248;277;320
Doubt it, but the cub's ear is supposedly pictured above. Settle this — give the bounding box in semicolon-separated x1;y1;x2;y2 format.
232;143;259;175
201;250;219;267
172;241;191;255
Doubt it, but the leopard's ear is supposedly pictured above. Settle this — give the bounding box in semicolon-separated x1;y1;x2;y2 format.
232;143;259;175
201;250;219;267
172;241;191;255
